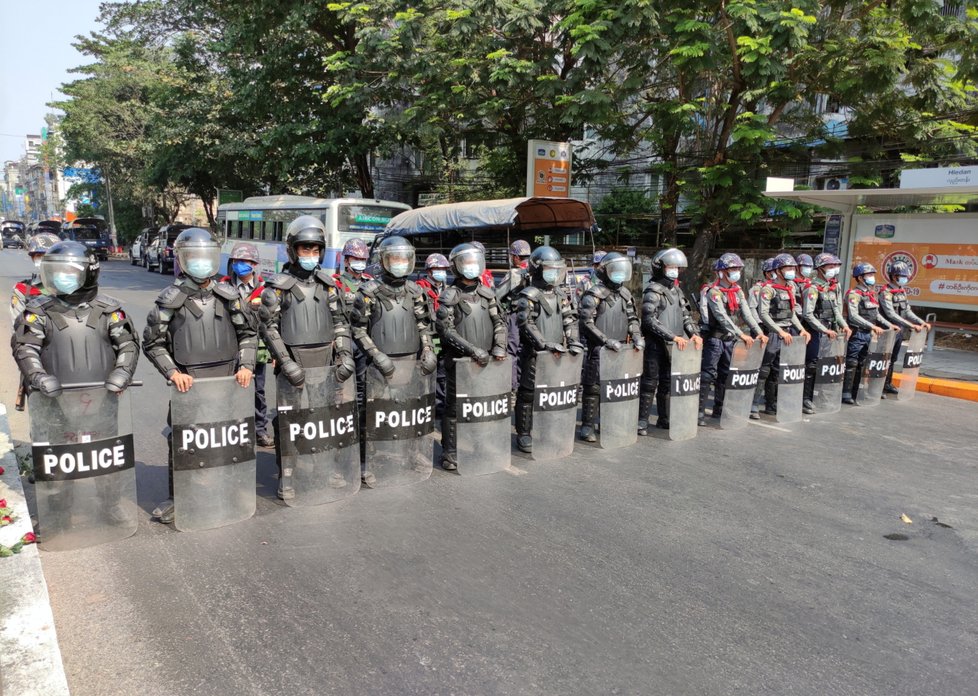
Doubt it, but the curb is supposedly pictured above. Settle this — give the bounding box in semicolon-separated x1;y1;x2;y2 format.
892;373;978;402
0;403;71;696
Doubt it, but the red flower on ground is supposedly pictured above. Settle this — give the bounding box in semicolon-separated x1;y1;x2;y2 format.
1;516;11;524
22;532;36;544
0;499;6;508
0;466;5;475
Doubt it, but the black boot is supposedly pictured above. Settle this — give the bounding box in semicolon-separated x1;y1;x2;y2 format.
763;371;778;415
440;416;458;471
697;379;711;426
803;368;816;414
842;365;858;405
655;391;670;429
884;355;899;395
579;394;599;442
515;394;533;453
637;390;654;436
712;383;725;419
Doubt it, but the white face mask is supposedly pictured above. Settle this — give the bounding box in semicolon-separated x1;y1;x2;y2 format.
824;267;840;279
727;270;742;283
782;269;797;281
349;260;367;273
800;266;814;278
896;276;909;286
664;267;679;280
33;257;43;269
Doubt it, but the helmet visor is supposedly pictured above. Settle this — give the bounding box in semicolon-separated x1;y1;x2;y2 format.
604;257;632;283
541;259;567;285
40;258;87;296
381;245;416;278
177;247;221;279
451;249;486;280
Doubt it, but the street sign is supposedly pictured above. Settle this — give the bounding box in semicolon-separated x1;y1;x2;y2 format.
526;139;572;198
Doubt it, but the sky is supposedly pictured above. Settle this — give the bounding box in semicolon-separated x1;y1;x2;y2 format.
0;0;105;163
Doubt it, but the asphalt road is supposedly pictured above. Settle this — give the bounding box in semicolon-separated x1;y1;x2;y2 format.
2;250;977;696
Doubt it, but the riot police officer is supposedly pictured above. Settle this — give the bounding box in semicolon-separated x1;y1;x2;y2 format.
223;242;273;447
878;261;930;394
800;253;851;413
259;216;355;498
351;235;437;485
843;262;897;404
333;238;373;428
435;243;508;471
578;252;644;442
10;231;60;319
748;257;777;324
13;240;139;396
638;248;701;434
752;253;811;419
514;246;583;453
416;252;451;415
143;228;257;523
497;239;531;394
698;253;766;425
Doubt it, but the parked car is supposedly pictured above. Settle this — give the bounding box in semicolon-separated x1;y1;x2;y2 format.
1;220;26;249
130;227;153;266
146;223;190;274
61;217;112;261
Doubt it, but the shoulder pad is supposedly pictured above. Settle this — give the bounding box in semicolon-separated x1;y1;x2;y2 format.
26;295;55;314
439;287;461;305
761;286;776;299
619;286;633;301
314;269;338;287
157;284;188;309
359;279;381;296
92;294;122;311
212;282;237;301
519;286;543;302
403;280;424;296
647;281;669;295
589;285;611;300
476;284;495;300
264;273;296;290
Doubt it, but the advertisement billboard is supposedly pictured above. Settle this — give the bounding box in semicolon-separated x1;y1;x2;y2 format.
526;140;572;198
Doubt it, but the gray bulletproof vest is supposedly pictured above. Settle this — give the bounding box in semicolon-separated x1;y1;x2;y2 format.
768;286;795;323
368;288;421;356
280;281;335;347
170;294;238;368
650;283;684;337
534;291;565;344
814;286;840;324
41;306;115;384
891;289;910;316
454;290;495;352
855;292;881;323
595;291;629;341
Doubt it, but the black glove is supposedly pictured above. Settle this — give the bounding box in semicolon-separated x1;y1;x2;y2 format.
605;340;622;352
420;349;437;375
32;373;62;397
104;368;131;393
472;348;491;367
567;341;585;356
334;354;355;382
373;352;396;379
491;346;507;359
544;343;568;354
281;359;305;387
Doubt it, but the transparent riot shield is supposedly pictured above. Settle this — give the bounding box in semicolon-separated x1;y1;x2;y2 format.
171;376;256;532
455;357;512;476
776;339;807;424
719;339;765;430
530;351;583;461
598;347;642;450
896;329;926;402
276;366;360;506
364;357;435;488
668;343;702;441
29;387;137;551
859;330;897;408
812;335;846;414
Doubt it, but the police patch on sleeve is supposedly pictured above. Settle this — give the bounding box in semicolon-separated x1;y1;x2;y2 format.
26;312;38;323
110;310;126;322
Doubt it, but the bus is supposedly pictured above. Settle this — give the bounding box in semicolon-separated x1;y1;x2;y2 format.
216;195;411;276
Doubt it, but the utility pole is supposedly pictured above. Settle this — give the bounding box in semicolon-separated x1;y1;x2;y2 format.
105;168;118;246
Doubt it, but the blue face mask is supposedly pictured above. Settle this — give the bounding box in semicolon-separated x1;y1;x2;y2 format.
431;270;447;284
185;259;216;279
232;260;254;278
388;261;411;277
542;268;560;284
52;272;81;295
609;271;628;284
782;269;796;281
800;266;814;278
727;270;742;283
298;257;318;272
896;276;909;286
864;275;876;286
461;264;481;280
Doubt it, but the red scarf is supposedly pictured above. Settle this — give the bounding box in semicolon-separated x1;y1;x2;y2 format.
766;282;796;311
709;280;741;312
854;288;878;305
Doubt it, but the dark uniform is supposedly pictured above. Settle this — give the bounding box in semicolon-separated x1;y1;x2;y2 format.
801;273;847;410
435;247;508;470
224;272;271;443
578;252;643;441
843;272;894;403
878;280;925;392
753;277;807;414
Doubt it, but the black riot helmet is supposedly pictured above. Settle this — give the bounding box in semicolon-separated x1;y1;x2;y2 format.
284;215;326;265
448;242;485;281
377;235;417;280
597;251;632;287
650;248;688;281
174;227;221;282
39;241;100;302
528;245;566;288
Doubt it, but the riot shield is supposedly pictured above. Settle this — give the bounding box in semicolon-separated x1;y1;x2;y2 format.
812;335;846;414
530;351;583;461
859;330;897;408
364;357;435;488
598;347;642;449
276;366;359;506
29;387;137;551
719;339;765;430
455;357;512;476
896;329;926;402
776;340;807;424
669;343;703;441
171;376;256;532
